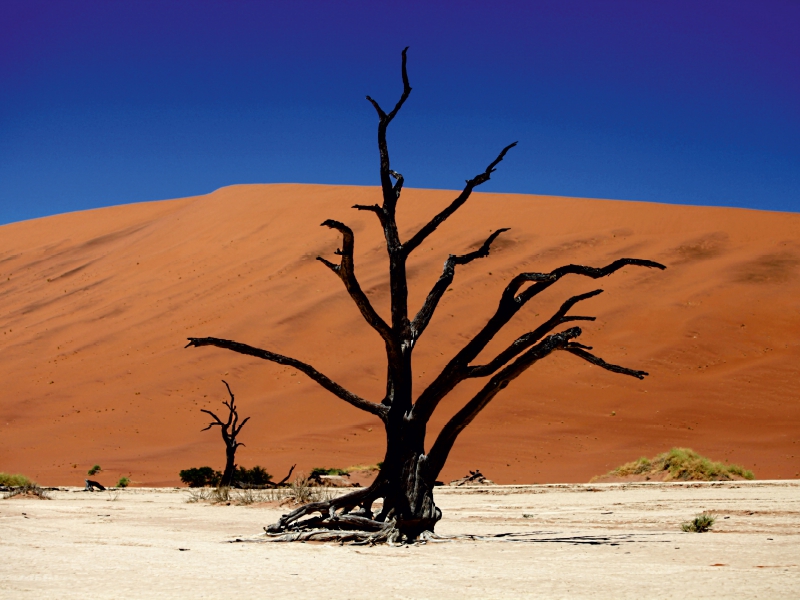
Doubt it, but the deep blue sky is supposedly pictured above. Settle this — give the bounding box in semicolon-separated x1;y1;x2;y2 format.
1;0;798;225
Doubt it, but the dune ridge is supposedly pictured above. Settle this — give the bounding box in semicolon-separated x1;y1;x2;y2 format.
1;184;798;486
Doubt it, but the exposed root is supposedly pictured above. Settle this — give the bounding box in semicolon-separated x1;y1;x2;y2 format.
261;523;439;546
249;529;669;547
268;480;381;533
263;472;443;545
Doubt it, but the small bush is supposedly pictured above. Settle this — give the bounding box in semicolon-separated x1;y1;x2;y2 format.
179;466;221;487
346;464;381;472
116;477;130;488
0;473;33;487
289;475;334;504
87;465;102;476
681;512;716;533
233;487;275;505
210;486;231;503
186;486;288;505
310;467;349;477
185;488;210;503
597;448;755;482
233;465;272;487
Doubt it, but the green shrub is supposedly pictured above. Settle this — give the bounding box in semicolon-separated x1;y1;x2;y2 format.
179;466;221;487
116;477;130;488
0;473;33;487
233;465;272;487
660;448;754;481
681;512;716;533
599;448;754;482
310;467;349;477
87;464;102;476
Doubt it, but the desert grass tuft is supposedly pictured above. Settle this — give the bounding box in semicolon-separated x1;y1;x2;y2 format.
185;487;210;503
184;475;336;506
0;472;33;487
594;447;755;482
681;512;716;532
310;467;349;477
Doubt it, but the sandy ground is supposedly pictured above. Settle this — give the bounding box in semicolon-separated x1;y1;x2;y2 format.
1;184;799;486
1;481;798;598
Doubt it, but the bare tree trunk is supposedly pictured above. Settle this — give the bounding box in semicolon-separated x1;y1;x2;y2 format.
377;422;441;539
221;445;237;487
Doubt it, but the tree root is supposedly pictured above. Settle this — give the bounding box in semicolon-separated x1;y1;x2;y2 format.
261;523;444;546
267;481;381;533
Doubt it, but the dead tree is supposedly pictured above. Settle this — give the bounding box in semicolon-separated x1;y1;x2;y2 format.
201;380;250;487
187;48;666;543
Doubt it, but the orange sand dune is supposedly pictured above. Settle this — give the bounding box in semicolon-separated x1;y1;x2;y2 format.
1;184;798;486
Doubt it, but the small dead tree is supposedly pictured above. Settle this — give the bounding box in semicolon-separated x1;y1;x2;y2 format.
187;49;666;543
201;380;250;487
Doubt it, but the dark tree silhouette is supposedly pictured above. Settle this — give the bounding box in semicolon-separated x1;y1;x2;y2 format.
187;48;666;543
201;380;250;487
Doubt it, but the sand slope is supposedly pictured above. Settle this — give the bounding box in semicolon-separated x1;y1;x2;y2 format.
0;184;798;486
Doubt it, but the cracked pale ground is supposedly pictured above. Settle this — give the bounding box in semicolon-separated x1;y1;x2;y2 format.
2;481;798;598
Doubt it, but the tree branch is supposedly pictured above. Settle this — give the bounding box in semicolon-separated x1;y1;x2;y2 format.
276;464;296;486
402;142;517;256
411;259;665;422
467;289;603;378
367;47;412;216
514;259;666;304
389;170;404;197
563;345;648;379
316;219;395;348
362;49;415;343
199;409;224;431
186;337;388;420
426;326;650;478
426;327;582;477
352;202;385;221
410;228;509;339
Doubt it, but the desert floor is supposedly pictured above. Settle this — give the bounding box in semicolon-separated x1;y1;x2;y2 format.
2;481;798;598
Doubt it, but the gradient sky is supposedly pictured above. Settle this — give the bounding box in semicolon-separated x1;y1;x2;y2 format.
1;0;798;225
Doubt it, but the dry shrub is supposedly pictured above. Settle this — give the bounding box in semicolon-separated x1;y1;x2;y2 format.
681;512;716;533
288;474;334;504
596;447;754;482
185;488;210;503
184;475;336;506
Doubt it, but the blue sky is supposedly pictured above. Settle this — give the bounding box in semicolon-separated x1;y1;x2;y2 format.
1;0;798;225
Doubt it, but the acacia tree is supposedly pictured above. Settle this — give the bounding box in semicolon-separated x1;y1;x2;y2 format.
187;48;665;543
201;380;249;487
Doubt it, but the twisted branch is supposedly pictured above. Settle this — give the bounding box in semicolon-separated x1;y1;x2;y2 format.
200;380;250;448
366;46;411;216
186;338;388;420
316;219;394;346
411;228;509;339
402;142;517;256
467;289;603;378
411;258;665;422
426;327;583;476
